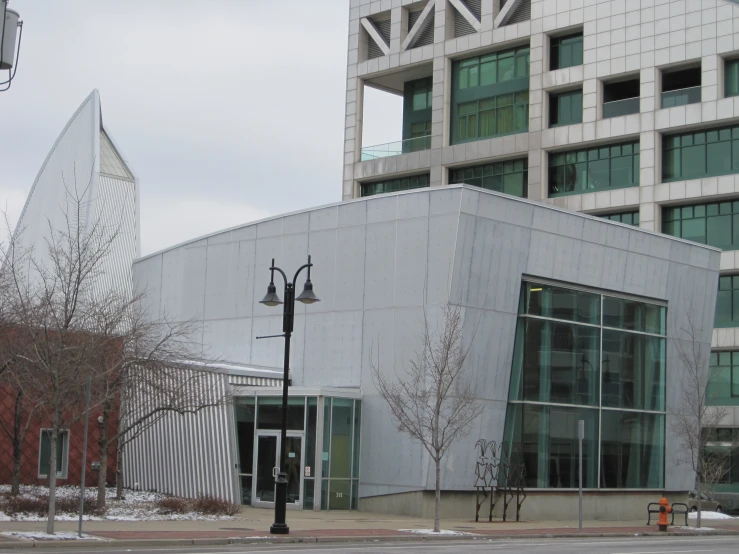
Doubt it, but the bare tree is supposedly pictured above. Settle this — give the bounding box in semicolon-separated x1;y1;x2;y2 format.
371;303;483;533
672;310;738;528
92;313;229;509
0;179;225;530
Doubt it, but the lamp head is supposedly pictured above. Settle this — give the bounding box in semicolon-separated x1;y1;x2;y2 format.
296;279;320;304
259;282;282;307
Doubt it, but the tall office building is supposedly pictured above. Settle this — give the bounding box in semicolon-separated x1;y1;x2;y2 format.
344;0;739;498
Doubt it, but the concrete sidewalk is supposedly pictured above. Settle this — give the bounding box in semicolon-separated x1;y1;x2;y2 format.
0;507;737;548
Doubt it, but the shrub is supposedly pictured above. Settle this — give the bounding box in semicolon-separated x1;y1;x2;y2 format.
155;496;190;514
55;495;102;516
193;494;240;516
2;496;47;517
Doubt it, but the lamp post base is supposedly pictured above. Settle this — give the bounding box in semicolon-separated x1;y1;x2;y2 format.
270;523;290;535
270;472;290;535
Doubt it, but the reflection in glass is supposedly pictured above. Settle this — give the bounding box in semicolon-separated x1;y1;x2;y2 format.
257;397;305;431
255;435;277;503
602;296;666;335
521;282;600;324
509;318;600;406
285;436;302;505
601;330;665;411
600;411;664;488
503;403;598;488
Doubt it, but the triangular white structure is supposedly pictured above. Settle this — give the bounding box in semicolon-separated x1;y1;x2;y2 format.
13;89;140;298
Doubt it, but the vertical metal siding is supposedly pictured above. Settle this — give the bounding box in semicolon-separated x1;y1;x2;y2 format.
124;372;280;501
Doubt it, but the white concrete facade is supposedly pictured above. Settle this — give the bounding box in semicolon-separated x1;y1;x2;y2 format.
343;0;739;425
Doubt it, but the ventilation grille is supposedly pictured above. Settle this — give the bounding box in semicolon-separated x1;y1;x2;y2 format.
414;11;435;47
454;6;476;37
374;18;391;44
500;0;531;25
508;0;531;24
409;9;422;31
462;0;482;20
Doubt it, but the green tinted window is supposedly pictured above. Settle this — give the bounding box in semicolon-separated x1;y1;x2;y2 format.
727;59;739;98
663;123;739;182
598;211;640;226
360;173;430;197
551;33;583;71
549;141;640;197
455;46;530;91
550;89;583;127
452;46;530;145
715;275;739;328
449;158;528;198
662;201;739;250
707;352;739;406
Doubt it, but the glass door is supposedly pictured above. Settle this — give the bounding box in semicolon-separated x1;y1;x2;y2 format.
253;433;278;507
252;431;304;509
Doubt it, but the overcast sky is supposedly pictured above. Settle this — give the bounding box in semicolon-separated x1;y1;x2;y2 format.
0;0;401;255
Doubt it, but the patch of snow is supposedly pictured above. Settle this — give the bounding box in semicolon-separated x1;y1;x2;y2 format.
688;511;735;520
0;485;240;522
399;529;478;536
687;526;719;531
1;531;107;541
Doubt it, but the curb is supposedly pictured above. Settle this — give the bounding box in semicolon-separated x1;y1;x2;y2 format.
0;529;738;549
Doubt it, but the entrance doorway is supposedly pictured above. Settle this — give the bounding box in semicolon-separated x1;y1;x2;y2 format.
253;431;303;509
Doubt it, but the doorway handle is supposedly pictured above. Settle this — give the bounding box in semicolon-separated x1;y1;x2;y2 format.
273;466;278;478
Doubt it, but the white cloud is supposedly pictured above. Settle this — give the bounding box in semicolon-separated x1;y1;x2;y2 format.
140;194;271;256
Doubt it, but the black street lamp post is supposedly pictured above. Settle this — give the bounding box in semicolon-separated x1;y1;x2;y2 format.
258;255;319;535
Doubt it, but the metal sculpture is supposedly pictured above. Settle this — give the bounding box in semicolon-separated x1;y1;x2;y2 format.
473;439;527;522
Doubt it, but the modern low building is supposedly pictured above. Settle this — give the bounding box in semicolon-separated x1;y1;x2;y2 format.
129;185;720;519
342;0;739;503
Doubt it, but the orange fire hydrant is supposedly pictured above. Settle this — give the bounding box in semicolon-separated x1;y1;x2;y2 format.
657;496;672;531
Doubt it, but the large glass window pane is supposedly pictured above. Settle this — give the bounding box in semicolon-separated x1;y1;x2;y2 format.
352;401;361;479
502;403;598;488
322;398;331;479
600;411;664;489
234;398;256;475
602;296;666;335
707;140;732;175
515;318;600;406
601;330;666;411
306;397;317;480
257;396;305;430
39;430;66;477
522;282;601;324
330;398;354;479
663;124;739;182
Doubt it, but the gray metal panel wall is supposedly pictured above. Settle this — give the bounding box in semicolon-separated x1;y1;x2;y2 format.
132;187;719;500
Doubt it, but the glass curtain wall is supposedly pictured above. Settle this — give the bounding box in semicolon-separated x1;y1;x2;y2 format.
549;89;583;127
503;281;667;489
234;395;359;510
451;46;530;144
402;78;433;153
321;398;362;510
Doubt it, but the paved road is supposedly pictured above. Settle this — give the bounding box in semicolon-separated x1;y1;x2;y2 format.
1;536;737;554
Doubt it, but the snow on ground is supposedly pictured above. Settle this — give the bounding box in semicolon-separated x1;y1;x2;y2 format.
399;529;478;535
0;485;239;522
688;511;735;520
1;531;107;541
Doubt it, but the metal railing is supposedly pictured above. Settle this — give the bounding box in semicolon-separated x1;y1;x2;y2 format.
360;135;431;161
602;97;640;119
661;86;701;108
